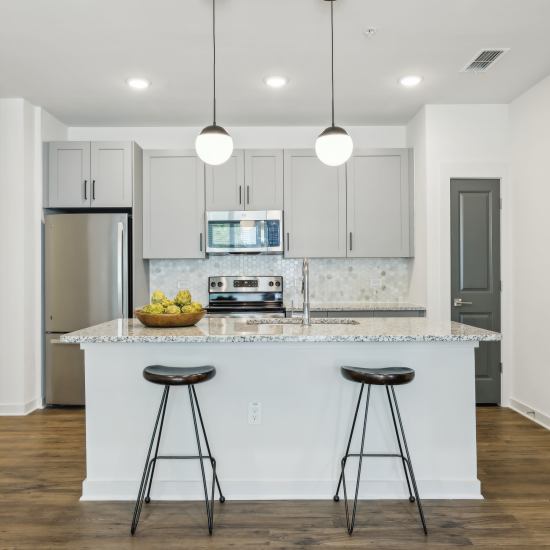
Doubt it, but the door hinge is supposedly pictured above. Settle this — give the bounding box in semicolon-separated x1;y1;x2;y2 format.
500;280;502;292
499;362;503;373
500;198;503;210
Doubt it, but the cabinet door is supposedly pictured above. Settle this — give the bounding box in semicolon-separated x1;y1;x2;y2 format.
48;142;91;207
347;149;411;257
371;310;423;317
90;142;133;207
143;150;205;259
284;150;346;258
244;150;283;210
205;150;244;210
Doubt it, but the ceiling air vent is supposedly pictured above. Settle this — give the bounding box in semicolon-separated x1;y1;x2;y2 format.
462;49;510;73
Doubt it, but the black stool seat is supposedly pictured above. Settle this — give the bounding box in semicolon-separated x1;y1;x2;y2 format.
143;365;216;386
341;365;414;386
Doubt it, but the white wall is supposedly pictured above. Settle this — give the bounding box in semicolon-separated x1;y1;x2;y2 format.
407;104;511;404
68;125;406;149
406;108;428;306
0;100;66;414
508;75;550;425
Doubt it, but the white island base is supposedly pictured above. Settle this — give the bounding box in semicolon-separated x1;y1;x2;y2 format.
74;321;489;502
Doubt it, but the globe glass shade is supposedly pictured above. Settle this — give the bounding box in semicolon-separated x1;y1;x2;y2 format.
195;125;233;166
315;126;353;167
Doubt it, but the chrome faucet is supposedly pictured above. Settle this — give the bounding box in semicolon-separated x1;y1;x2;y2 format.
302;258;311;325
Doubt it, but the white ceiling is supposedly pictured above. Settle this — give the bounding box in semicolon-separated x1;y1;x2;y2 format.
1;0;549;126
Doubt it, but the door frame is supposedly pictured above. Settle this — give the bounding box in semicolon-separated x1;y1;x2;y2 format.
435;162;511;406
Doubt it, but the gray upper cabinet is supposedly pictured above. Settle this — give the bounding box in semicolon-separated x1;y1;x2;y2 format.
284;150;347;258
205;149;283;211
347;149;412;257
205;150;245;210
48;142;91;208
48;141;133;208
90;142;133;207
143;150;205;259
244;150;283;210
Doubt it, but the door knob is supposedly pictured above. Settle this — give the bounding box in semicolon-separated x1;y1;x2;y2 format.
453;298;473;307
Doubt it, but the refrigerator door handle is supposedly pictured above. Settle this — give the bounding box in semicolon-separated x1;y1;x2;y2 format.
117;222;125;319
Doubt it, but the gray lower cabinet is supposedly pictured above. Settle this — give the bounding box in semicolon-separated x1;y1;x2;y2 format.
48;141;133;208
284;150;347;258
371;310;425;317
326;310;425;317
347;149;412;257
143;150;205;259
328;311;373;318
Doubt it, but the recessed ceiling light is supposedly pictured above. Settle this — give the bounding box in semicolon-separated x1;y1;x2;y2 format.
126;78;150;90
399;75;423;88
264;76;289;89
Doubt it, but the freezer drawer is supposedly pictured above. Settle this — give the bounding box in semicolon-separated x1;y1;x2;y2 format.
45;334;85;405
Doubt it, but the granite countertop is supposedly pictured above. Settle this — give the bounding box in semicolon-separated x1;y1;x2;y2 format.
286;302;426;312
61;317;500;344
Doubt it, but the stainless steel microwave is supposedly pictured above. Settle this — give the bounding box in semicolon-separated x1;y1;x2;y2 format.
206;210;283;254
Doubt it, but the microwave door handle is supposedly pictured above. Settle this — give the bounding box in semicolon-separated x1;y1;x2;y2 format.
260;220;266;250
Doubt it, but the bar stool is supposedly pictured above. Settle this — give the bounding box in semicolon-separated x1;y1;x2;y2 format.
130;365;225;536
333;366;427;536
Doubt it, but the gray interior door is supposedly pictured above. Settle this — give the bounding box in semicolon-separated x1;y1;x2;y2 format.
451;178;501;404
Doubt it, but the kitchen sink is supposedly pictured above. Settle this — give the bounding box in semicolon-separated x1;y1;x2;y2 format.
246;318;359;325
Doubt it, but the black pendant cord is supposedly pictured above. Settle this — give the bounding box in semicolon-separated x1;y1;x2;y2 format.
212;0;217;126
330;0;335;127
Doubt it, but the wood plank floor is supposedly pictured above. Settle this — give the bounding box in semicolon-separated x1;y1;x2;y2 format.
1;407;549;549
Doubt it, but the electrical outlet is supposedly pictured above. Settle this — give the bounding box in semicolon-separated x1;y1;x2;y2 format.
248;402;262;425
370;278;382;289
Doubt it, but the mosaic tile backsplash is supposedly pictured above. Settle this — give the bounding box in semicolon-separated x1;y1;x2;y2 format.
149;257;411;306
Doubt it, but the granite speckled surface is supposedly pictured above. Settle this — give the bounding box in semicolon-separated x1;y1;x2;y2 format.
61;317;501;344
287;302;426;312
246;318;360;325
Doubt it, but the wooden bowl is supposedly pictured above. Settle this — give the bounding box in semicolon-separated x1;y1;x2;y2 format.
134;308;206;328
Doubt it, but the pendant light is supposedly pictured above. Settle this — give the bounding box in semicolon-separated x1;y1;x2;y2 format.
196;0;233;165
315;0;353;167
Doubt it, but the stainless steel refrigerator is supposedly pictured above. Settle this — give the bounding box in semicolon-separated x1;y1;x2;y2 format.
44;213;130;405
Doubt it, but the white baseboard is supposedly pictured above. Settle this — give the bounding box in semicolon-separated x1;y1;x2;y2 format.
0;398;43;416
509;398;550;430
81;478;482;501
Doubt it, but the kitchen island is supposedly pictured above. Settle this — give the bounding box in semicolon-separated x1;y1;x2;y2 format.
62;317;500;501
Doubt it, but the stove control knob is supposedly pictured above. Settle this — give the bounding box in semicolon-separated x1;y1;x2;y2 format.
217;281;223;287
275;281;281;287
269;281;274;287
210;282;216;288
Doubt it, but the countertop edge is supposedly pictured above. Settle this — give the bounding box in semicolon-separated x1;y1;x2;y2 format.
61;335;500;344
